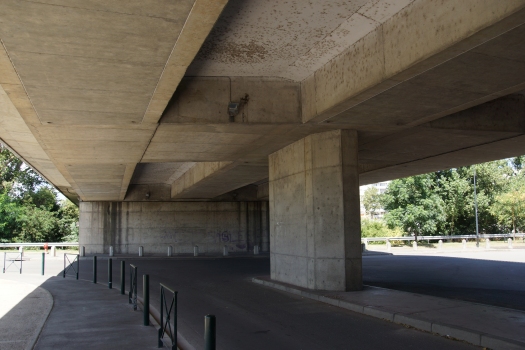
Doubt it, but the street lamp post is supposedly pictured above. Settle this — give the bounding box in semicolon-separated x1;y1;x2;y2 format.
474;167;480;248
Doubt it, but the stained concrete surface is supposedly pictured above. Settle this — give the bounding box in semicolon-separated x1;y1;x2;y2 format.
82;256;477;350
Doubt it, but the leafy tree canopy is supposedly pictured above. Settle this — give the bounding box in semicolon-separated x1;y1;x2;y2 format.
0;144;78;243
380;156;525;237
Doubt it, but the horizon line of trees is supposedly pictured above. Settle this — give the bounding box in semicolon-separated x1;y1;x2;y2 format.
362;156;525;238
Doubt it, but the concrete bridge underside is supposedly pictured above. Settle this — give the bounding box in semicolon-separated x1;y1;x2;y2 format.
1;0;525;290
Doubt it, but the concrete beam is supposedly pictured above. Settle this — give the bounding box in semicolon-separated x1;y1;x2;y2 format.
142;0;229;124
303;1;525;127
171;160;268;199
358;93;525;184
162;77;301;124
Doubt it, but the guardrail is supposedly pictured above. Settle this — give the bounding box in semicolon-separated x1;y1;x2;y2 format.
0;242;79;248
361;233;525;244
158;283;177;350
63;253;79;279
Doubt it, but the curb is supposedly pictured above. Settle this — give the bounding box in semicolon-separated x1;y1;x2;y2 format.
25;285;54;350
252;277;525;350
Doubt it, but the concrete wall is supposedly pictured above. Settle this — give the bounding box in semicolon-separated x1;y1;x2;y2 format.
269;130;361;291
79;201;269;255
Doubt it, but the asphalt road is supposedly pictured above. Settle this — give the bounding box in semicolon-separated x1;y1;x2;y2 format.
363;253;525;311
74;256;477;350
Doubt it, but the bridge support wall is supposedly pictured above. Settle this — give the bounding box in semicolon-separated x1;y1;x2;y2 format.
79;201;269;255
269;130;362;291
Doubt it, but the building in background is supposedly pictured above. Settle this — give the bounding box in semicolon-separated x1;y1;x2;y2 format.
360;182;390;218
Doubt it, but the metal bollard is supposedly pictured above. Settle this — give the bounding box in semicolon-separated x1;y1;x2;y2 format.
19;246;23;258
223;245;228;256
412;241;417;250
204;314;216;350
364;239;369;250
194;245;199;257
462;239;467;250
41;252;45;275
438;240;443;251
386;239;391;252
93;256;97;284
143;274;149;326
254;245;259;255
120;260;125;295
508;238;513;249
81;246;85;257
167;246;173;257
139;246;143;257
108;258;112;289
485;238;490;249
51;246;56;257
109;246;114;257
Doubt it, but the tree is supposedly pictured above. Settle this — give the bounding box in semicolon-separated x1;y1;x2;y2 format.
491;176;525;236
383;174;446;239
362;187;383;219
0;144;78;243
435;169;473;235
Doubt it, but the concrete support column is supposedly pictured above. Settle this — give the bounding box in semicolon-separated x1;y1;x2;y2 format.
269;130;362;291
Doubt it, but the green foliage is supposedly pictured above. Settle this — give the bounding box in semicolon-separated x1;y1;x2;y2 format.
382;174;446;238
361;219;402;238
382;157;525;236
0;144;78;243
362;187;383;218
490;173;525;233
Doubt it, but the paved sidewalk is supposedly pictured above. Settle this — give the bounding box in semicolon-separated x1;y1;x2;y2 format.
0;251;165;350
34;277;161;350
0;279;52;350
253;276;525;350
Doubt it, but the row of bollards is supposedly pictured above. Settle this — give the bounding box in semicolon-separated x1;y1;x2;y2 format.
82;245;263;258
89;257;217;349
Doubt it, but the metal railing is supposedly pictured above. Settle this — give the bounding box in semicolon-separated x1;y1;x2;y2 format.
63;253;79;279
158;283;177;350
3;252;22;274
0;242;79;248
362;232;525;244
129;264;138;311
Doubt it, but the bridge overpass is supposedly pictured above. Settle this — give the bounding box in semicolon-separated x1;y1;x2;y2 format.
1;0;525;291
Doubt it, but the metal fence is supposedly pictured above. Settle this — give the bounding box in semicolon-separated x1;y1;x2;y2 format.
0;242;79;248
129;264;138;311
63;253;79;279
3;252;22;274
158;283;177;350
362;233;525;244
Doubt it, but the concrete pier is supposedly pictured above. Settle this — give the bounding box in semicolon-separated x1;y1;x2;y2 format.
269;130;362;291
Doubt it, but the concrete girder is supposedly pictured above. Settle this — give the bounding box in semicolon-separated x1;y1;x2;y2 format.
0;0;228;201
359;93;525;184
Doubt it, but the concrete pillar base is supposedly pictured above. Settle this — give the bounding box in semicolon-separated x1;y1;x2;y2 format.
269;130;362;291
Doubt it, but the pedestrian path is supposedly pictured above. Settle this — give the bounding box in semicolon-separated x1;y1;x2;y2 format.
34;277;160;350
0;279;52;350
0;252;165;350
254;276;525;350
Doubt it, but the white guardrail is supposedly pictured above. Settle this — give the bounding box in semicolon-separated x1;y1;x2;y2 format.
362;233;525;243
0;242;79;248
